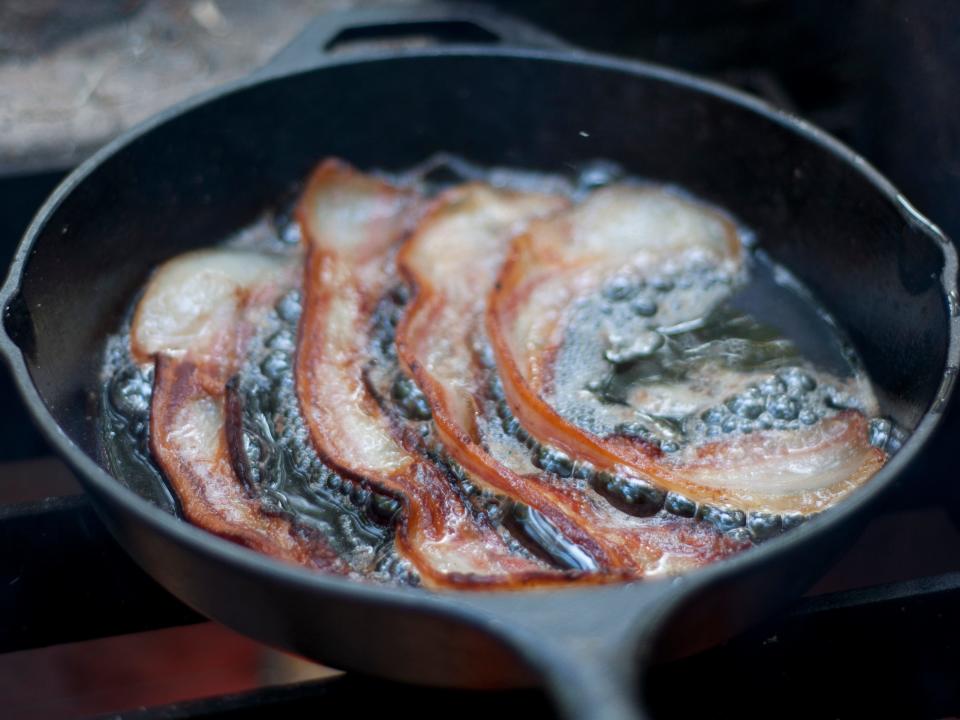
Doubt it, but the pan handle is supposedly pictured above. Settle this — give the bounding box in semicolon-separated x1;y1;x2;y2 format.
531;631;651;720
255;3;572;79
470;580;689;720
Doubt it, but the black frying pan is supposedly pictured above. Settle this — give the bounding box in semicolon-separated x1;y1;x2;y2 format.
1;6;957;719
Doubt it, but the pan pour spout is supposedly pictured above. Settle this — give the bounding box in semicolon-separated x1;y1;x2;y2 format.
486;184;887;541
132;249;349;572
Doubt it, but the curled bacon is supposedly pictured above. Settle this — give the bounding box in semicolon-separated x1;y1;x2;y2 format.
137;250;347;571
397;183;744;576
294;160;574;589
487;185;885;516
129;161;888;587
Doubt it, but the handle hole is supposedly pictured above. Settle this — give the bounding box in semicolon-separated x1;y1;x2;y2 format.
324;20;500;54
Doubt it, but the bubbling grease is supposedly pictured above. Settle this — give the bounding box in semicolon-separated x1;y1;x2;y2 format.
98;155;898;586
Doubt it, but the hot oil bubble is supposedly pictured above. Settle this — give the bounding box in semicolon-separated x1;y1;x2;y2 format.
727;390;764;419
110;365;153;417
630;296;658;317
391;374;432;421
778;367;816;395
602;276;640;302
768;395;799;421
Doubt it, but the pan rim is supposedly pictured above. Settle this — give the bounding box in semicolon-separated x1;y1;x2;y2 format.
1;45;957;619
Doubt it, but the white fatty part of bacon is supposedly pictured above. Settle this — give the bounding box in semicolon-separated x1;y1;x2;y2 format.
131;248;295;363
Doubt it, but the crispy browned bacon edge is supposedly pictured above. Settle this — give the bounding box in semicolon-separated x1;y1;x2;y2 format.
486;186;886;516
136;251;349;572
294;159;592;590
397;183;744;577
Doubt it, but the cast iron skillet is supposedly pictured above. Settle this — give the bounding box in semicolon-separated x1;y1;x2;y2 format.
1;6;957;719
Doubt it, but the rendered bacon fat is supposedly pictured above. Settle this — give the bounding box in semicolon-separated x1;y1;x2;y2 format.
102;158;894;586
295;160;570;588
487;185;886;519
397;183;744;575
134;249;347;571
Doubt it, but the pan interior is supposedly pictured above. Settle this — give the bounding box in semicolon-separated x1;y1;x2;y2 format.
8;52;949;532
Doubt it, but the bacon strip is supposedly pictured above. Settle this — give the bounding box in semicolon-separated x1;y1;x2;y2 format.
294;160;571;589
397;184;743;576
137;250;347;571
487;186;885;515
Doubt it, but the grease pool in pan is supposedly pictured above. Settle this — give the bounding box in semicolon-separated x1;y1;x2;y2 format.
98;155;900;589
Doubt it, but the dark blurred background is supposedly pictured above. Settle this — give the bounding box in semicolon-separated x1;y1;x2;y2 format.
1;1;958;718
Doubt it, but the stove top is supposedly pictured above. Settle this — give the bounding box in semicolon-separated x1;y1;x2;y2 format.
1;2;958;718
